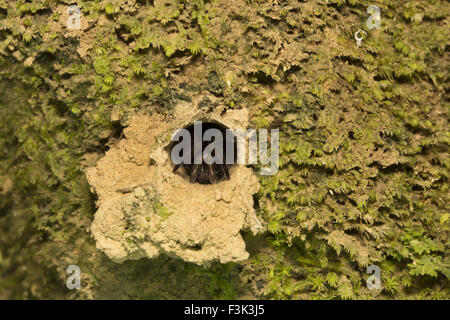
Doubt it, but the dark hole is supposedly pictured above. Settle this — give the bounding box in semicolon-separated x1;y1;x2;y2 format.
185;243;202;251
169;121;237;185
111;121;124;139
253;195;260;210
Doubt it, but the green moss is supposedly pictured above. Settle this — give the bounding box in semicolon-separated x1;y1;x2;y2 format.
0;0;448;300
151;199;173;221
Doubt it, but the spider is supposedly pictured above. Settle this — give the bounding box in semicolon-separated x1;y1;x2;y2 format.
171;122;236;185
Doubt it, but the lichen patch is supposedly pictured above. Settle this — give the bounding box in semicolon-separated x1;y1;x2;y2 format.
86;101;262;265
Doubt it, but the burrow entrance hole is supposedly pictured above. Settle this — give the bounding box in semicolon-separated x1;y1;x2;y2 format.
168;121;237;185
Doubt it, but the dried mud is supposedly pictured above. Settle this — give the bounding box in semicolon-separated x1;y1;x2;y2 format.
86;100;263;265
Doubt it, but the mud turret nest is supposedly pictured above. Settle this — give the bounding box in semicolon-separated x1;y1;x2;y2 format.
86;99;263;265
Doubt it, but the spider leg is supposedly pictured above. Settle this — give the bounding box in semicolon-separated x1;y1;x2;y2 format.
172;164;181;173
190;164;200;183
208;164;217;184
221;164;230;180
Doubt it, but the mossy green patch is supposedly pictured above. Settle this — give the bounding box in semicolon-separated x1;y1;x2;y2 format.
0;0;448;299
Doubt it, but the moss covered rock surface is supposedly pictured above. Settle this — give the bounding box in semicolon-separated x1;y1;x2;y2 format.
0;0;448;299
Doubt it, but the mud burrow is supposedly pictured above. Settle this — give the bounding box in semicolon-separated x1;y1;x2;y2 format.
86;100;263;265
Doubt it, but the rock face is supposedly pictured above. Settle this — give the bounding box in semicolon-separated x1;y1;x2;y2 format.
86;100;263;265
